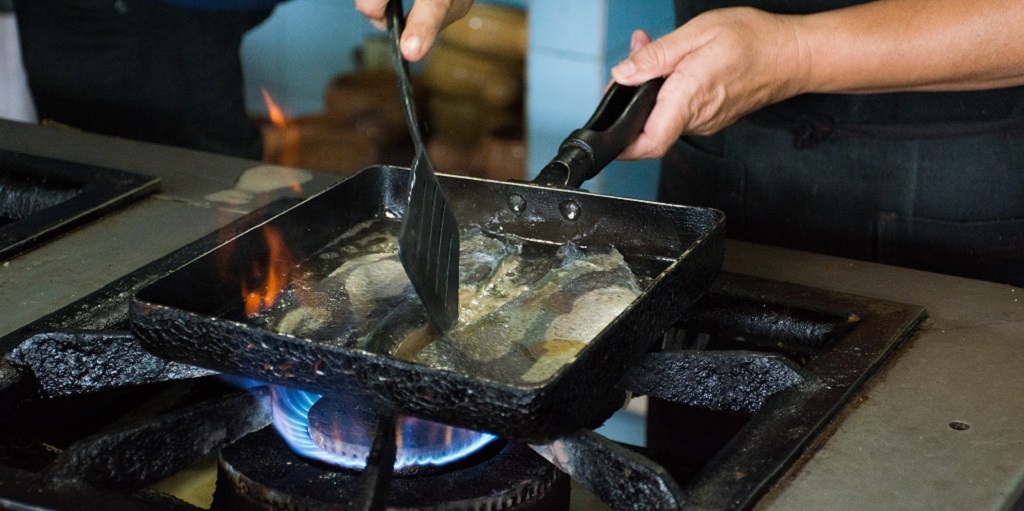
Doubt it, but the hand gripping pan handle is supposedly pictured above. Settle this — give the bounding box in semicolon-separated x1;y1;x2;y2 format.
533;78;665;189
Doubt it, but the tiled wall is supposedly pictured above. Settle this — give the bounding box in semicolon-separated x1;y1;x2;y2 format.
526;0;674;199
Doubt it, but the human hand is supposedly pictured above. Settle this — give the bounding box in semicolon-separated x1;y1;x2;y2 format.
612;8;805;160
355;0;475;62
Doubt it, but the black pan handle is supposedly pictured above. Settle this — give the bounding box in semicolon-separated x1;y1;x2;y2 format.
532;77;665;189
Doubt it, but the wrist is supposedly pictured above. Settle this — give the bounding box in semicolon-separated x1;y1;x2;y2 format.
770;13;814;101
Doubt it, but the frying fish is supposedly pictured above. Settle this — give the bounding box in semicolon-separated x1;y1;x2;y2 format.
260;221;642;385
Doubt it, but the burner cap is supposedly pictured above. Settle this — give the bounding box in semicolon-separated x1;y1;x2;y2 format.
213;427;569;511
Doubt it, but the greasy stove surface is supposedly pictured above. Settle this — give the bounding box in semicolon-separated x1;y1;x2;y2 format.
736;244;1024;511
0;120;337;341
0;119;1022;510
0;149;159;261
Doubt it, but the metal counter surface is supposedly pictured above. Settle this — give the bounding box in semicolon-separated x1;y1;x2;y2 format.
728;242;1024;511
0;119;337;338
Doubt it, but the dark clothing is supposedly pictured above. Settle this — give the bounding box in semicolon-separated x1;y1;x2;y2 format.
663;0;1024;286
152;0;280;9
154;0;282;9
15;0;273;160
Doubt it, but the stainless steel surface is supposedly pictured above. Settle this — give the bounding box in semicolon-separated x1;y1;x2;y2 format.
727;242;1024;511
0;118;1021;509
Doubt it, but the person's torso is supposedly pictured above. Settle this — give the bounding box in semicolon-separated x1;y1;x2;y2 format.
152;0;284;10
677;0;869;19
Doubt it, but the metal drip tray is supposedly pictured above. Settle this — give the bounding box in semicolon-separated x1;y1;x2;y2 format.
0;150;160;260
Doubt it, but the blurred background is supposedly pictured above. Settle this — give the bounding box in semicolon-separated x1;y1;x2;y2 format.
0;0;674;199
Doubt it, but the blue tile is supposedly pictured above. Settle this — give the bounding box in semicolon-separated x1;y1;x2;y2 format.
526;53;606;187
486;0;526;8
595;159;661;200
605;0;676;66
528;0;606;57
524;0;670;199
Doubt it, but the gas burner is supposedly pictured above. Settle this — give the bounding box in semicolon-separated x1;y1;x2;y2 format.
269;388;496;474
213;427;569;511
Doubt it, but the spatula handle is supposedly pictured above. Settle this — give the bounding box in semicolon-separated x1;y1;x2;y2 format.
533;78;664;189
386;0;426;150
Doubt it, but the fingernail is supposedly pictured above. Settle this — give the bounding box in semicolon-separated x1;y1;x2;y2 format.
401;36;422;60
630;32;644;52
370;18;386;31
611;60;636;80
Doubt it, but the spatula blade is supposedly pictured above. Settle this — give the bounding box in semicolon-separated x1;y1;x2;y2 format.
386;0;460;333
397;150;460;333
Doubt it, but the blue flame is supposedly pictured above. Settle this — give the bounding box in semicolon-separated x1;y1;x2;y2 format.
270;385;496;470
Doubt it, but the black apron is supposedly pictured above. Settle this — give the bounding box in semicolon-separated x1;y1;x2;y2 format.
14;0;272;160
661;0;1024;286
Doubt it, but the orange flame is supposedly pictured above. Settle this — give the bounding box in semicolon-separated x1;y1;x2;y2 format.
241;224;296;317
261;87;288;127
396;420;404;451
261;87;301;171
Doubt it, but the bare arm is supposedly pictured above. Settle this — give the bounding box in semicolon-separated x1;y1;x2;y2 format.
355;0;474;62
793;0;1024;93
613;0;1024;159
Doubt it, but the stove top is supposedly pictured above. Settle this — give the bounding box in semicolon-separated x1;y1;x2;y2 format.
0;231;923;510
0;149;159;261
0;119;1021;510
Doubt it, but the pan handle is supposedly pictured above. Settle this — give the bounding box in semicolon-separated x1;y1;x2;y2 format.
532;77;665;189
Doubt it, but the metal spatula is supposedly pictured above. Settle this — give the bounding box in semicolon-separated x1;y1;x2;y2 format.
386;0;460;333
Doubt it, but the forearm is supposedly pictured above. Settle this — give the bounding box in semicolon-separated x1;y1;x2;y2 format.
789;0;1024;94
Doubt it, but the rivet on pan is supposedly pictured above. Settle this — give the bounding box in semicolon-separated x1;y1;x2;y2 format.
559;200;581;221
507;193;527;213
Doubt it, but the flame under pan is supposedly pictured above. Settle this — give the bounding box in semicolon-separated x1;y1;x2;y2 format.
131;165;724;442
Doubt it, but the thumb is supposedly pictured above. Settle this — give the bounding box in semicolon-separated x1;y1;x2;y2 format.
611;30;679;85
629;29;651;54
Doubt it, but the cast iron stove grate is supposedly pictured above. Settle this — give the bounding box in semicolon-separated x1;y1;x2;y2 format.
0;204;926;511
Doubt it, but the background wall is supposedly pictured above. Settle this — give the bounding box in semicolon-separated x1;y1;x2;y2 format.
1;0;674;199
242;0;675;199
526;0;674;199
242;0;527;118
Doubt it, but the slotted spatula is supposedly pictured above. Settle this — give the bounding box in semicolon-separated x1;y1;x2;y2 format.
386;0;460;333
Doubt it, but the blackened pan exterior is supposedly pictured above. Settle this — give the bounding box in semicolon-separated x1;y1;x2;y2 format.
131;166;724;442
